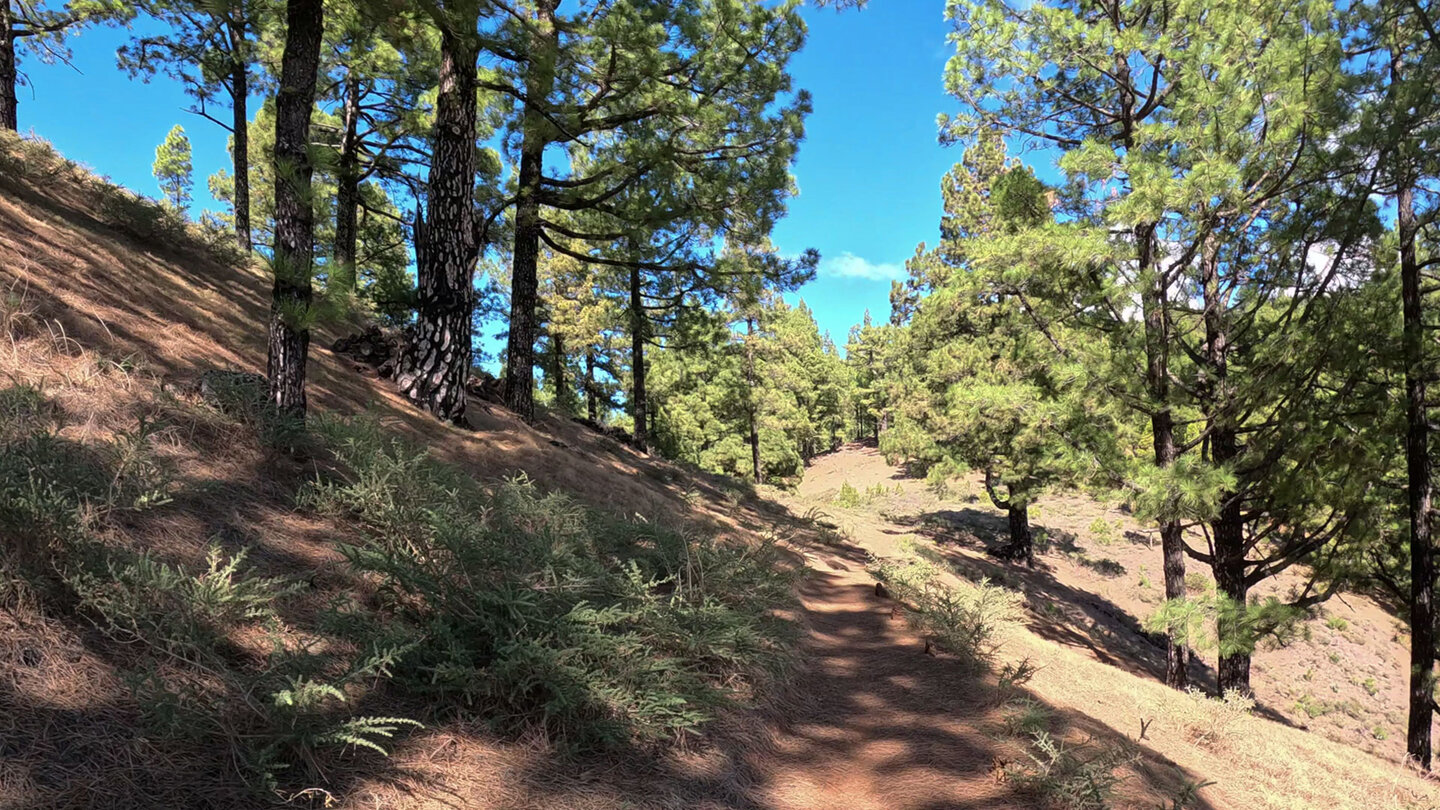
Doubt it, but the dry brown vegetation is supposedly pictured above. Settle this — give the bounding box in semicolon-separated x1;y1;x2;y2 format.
3;131;1439;809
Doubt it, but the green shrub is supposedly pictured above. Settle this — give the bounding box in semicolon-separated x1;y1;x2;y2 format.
70;545;301;657
195;369;309;450
1087;517;1117;547
73;544;419;791
868;542;1022;671
0;389;112;575
1006;730;1137;810
1003;697;1052;736
0;385;411;794
834;480;862;507
303;416;797;749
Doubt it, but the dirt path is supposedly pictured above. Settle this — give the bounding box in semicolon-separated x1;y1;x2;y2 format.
747;544;1021;810
729;452;1190;810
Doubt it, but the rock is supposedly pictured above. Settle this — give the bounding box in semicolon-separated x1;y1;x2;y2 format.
196;369;266;413
331;326;402;379
570;416;635;446
465;371;504;404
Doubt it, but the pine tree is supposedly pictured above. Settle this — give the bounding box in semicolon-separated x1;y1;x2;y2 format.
120;0;268;251
1356;0;1440;768
884;136;1098;566
944;0;1385;696
152;124;193;211
265;0;324;417
473;0;810;423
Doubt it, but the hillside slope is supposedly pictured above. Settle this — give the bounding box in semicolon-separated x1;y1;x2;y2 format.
2;132;1438;810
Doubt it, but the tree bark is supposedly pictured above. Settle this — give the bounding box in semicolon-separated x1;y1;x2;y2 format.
585;348;598;422
985;469;1033;566
1007;503;1033;567
502;0;559;422
227;19;252;253
551;332;567;413
395;30;478;425
1139;221;1189;690
629;262;648;452
747;315;762;484
334;71;361;290
1401;178;1435;769
265;0;324;418
1;23;18;131
1195;229;1252;696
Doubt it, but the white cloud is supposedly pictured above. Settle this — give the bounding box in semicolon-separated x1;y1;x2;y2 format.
820;252;905;282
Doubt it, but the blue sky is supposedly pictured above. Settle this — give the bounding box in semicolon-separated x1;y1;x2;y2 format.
14;1;962;349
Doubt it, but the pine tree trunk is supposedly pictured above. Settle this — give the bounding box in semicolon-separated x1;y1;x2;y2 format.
505;139;542;421
395;30;477;425
227;20;252;253
1401;178;1435;769
1;23;18;131
502;0;558;423
1213;506;1251;695
747;316;762;484
1007;503;1033;567
1139;221;1189;690
334;72;361;291
629;263;648;452
1199;232;1252;696
265;0;324;418
551;333;567;413
585;349;598;422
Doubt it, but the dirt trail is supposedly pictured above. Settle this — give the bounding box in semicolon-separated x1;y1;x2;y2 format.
749;545;1019;810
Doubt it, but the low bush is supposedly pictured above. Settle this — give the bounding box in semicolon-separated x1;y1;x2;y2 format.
1006;730;1137;810
1;385;417;796
1003;697;1053;736
303;416;798;749
71;545;420;790
868;541;1022;671
1170;688;1254;750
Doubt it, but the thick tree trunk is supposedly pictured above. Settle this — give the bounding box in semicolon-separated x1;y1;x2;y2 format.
395;31;478;425
1139;221;1189;690
585;349;598;422
502;0;558;422
747;315;762;484
1401;179;1435;769
1;26;17;131
334;71;361;290
265;0;324;418
227;20;252;253
505;139;542;421
629;263;648;452
1210;432;1250;696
